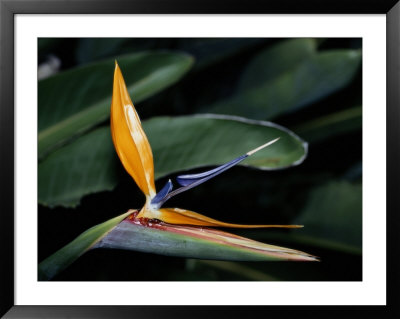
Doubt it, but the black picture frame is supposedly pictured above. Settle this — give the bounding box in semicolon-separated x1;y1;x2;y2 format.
1;0;399;318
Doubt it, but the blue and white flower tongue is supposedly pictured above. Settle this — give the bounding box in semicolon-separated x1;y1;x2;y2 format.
151;137;280;209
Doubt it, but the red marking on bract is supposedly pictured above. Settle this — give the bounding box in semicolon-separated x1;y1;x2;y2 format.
125;211;162;228
126;210;139;221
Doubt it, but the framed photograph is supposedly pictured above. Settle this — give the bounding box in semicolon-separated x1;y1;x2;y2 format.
1;0;399;318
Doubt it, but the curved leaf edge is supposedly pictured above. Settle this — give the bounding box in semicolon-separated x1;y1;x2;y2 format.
151;113;308;179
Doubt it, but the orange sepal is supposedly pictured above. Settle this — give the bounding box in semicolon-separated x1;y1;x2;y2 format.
158;208;303;228
111;62;156;197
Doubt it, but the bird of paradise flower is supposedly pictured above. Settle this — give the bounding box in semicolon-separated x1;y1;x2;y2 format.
109;61;318;262
38;61;318;282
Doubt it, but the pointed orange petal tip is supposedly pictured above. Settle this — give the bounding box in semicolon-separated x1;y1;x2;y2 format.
111;63;156;197
155;208;304;229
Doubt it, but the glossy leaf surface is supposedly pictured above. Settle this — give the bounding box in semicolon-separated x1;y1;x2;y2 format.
38;115;307;207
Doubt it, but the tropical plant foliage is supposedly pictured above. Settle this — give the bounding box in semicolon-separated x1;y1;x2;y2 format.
38;38;362;281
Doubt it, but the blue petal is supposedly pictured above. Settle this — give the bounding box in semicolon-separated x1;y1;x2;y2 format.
154;154;248;207
151;179;173;206
155;138;280;207
176;154;248;186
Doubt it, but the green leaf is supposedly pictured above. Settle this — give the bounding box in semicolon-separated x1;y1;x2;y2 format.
95;218;317;262
38;127;117;207
39;211;317;280
148;114;307;175
38;210;132;281
38;114;307;207
293;106;362;143
237;181;362;254
38;51;194;160
206;49;361;120
238;38;317;90
294;181;362;252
